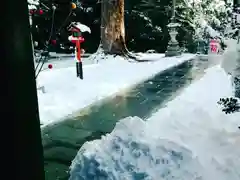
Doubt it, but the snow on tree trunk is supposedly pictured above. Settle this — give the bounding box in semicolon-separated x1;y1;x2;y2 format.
100;0;128;55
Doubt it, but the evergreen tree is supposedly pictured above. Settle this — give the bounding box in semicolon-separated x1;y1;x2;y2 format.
29;0;78;53
28;0;232;54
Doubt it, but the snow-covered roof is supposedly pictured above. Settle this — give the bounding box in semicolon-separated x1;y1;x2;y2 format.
28;0;39;5
28;0;39;9
71;22;91;33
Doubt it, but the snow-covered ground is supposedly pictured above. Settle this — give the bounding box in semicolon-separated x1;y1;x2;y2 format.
221;39;240;77
41;56;94;70
38;53;195;127
69;63;240;179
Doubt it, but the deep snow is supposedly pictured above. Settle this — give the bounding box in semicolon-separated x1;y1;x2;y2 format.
38;54;195;127
221;39;240;77
69;64;240;180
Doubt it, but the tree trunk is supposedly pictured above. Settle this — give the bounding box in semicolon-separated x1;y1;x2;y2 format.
100;0;128;55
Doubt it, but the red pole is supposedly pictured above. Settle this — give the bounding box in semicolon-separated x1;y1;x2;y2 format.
75;38;83;79
76;39;81;62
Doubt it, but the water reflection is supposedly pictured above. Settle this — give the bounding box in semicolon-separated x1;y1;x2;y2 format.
42;58;211;180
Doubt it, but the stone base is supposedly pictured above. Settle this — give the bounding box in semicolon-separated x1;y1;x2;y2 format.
165;42;181;57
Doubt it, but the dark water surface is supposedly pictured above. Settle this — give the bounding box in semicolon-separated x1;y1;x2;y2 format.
42;57;212;180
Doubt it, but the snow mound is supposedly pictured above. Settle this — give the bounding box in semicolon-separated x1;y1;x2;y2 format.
69;117;205;180
221;39;240;77
69;65;240;180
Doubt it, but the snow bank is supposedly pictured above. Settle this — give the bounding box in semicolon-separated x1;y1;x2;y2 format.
70;117;205;180
135;53;165;61
38;54;195;126
146;65;240;180
221;39;240;77
70;65;240;180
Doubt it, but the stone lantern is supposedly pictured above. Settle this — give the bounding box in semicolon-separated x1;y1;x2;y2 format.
165;0;181;57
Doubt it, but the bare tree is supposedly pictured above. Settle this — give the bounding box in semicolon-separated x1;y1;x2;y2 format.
99;0;135;58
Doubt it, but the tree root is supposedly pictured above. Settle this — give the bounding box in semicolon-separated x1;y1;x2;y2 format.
121;49;158;62
90;45;155;63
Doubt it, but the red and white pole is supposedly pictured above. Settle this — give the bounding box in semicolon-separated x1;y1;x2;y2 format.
68;26;85;79
75;38;83;79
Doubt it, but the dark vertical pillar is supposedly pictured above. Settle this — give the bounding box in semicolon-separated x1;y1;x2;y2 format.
234;0;240;6
1;0;45;179
233;0;240;9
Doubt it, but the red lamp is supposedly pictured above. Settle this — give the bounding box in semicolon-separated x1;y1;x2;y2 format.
48;64;53;69
38;9;44;15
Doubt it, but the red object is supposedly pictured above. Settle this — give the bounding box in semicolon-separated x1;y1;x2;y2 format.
69;27;80;33
48;64;53;69
29;9;35;15
210;39;218;53
70;36;85;44
76;40;81;62
210;45;217;52
68;36;85;62
38;9;44;15
51;39;57;45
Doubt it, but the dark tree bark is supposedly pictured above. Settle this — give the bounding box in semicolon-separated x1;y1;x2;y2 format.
2;0;45;179
99;0;131;56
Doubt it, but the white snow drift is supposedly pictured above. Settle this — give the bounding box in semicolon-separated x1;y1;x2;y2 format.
69;64;240;180
38;54;195;126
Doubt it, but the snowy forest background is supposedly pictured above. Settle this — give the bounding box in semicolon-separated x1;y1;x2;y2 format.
28;0;239;54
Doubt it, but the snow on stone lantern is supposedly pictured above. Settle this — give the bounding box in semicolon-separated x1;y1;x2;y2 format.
165;0;181;57
165;22;181;57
